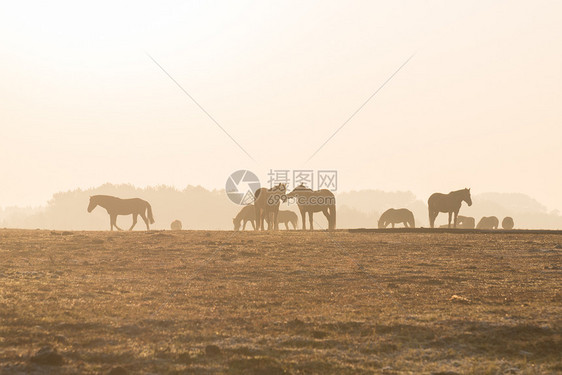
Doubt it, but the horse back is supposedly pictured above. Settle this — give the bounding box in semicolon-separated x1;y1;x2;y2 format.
241;205;255;220
428;192;460;212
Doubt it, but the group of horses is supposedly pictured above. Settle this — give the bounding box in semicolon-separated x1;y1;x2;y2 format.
87;186;511;231
244;183;336;231
378;188;473;229
378;188;514;230
87;183;337;231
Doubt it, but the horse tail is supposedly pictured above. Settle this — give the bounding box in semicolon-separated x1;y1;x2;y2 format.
410;212;415;228
146;202;155;224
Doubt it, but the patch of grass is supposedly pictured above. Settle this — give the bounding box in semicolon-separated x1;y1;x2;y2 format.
0;229;560;373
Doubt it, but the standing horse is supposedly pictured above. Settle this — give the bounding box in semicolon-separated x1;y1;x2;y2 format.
428;188;472;228
87;195;155;231
233;205;256;231
378;208;415;228
287;184;336;230
254;184;287;230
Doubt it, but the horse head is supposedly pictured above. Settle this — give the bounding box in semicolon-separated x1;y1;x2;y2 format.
287;183;310;199
464;188;472;206
87;196;97;213
273;183;288;202
233;218;241;231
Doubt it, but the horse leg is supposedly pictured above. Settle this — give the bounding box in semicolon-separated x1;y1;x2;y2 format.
140;212;149;230
447;212;453;228
392;222;395;228
429;211;437;228
309;212;314;231
300;209;306;230
242;220;247;230
111;214;123;231
251;220;256;230
128;214;138;231
453;211;459;228
271;212;276;231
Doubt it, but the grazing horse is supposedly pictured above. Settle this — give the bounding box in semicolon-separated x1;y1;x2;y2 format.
378;208;415;228
87;195;155;231
286;184;336;231
439;215;475;229
254;184;287;230
233;205;256;231
428;188;472;228
278;210;298;230
457;215;475;229
476;216;499;230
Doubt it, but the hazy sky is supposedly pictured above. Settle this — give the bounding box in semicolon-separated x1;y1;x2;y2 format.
1;1;561;211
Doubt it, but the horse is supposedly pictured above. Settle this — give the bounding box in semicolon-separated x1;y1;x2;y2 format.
278;210;298;230
476;216;499;230
456;215;475;229
233;205;256;231
254;184;287;230
428;188;472;228
286;184;336;230
87;195;155;231
378;208;415;228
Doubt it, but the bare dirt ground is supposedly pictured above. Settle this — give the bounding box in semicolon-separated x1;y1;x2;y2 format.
0;229;561;374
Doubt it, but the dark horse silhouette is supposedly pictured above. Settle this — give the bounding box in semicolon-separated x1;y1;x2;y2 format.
428;188;472;228
254;184;287;230
286;184;336;230
378;208;415;228
87;195;155;231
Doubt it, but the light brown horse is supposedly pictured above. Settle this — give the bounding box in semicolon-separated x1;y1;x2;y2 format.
233;205;256;231
235;205;297;231
87;195;155;231
428;188;472;228
278;210;298;230
378;208;415;228
286;184;336;230
476;216;499;230
254;184;287;230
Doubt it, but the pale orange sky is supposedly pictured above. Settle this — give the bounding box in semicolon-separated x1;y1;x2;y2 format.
1;1;561;211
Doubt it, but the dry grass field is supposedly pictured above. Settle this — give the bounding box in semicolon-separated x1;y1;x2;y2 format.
0;229;561;374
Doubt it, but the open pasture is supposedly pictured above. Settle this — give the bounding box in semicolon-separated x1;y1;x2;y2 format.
0;229;561;374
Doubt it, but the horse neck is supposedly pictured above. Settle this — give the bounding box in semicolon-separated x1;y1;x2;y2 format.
450;190;465;201
93;195;115;209
234;210;245;222
233;215;242;225
292;189;312;196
